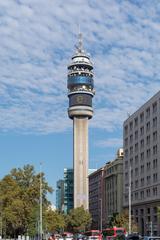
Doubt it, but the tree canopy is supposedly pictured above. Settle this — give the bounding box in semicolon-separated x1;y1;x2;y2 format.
65;206;92;233
109;210;138;233
0;165;93;237
0;164;64;238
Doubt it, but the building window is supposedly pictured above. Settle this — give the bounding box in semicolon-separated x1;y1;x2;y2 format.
125;138;128;147
153;117;157;128
129;121;133;131
131;170;133;178
153;173;158;183
141;178;144;186
135;143;138;152
125;149;128;158
135;130;138;140
130;158;133;167
146;107;150;119
147;149;151;158
153;145;157;155
146;135;150;145
135;155;138;165
124;125;128;135
152;101;157;114
140;139;144;149
135;168;139;176
147;162;151;171
125;195;128;202
140;191;144;199
125;161;128;169
140;112;144;123
140;126;144;136
153;207;157;214
141;152;144;161
153;215;157;223
147;175;151;185
153;187;157;196
141;165;144;174
153;159;157;169
130;146;133;155
125;172;128;180
146;189;150;197
135;180;138;188
153;131;157;142
135;192;138;200
130;134;133;144
147;216;151;222
134;117;138;127
146;121;150;132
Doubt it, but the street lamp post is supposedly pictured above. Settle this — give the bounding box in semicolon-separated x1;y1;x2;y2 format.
40;162;43;240
100;198;102;231
128;165;131;235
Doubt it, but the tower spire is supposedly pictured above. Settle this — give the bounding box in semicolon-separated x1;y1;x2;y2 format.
77;32;83;53
75;28;85;54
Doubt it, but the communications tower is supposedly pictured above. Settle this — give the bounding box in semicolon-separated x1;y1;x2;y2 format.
67;34;95;209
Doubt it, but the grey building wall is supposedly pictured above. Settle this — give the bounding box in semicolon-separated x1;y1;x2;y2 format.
123;91;160;236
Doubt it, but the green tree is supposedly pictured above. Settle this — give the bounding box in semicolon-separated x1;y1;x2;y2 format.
0;164;53;238
109;210;138;233
65;206;92;233
45;208;65;233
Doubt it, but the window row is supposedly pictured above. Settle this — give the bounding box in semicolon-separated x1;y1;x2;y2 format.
134;207;157;215
125;158;158;169
125;171;158;183
125;186;158;202
125;131;158;148
124;117;158;136
124;145;158;157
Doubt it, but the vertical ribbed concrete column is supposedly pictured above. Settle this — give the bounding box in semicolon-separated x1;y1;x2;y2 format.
73;117;88;209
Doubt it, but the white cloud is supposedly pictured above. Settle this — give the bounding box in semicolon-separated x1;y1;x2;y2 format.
0;0;160;134
95;138;123;148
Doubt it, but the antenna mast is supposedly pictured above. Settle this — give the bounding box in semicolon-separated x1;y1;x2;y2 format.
40;162;43;240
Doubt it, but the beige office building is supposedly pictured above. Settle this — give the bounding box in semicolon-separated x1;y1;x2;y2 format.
103;149;124;226
123;91;160;236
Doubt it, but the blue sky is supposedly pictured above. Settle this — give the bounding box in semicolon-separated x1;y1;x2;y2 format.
0;0;160;204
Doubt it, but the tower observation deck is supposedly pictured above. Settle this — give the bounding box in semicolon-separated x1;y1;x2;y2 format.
67;33;95;209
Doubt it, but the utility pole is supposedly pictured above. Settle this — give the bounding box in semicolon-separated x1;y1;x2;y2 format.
129;165;131;234
40;162;43;240
0;200;2;239
100;198;102;231
150;221;153;237
0;215;2;239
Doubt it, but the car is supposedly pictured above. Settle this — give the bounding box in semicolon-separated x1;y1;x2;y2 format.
74;233;86;240
143;237;160;240
62;232;74;240
126;233;142;240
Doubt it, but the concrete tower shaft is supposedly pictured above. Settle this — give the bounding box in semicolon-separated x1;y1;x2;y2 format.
73;117;88;209
67;33;95;209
